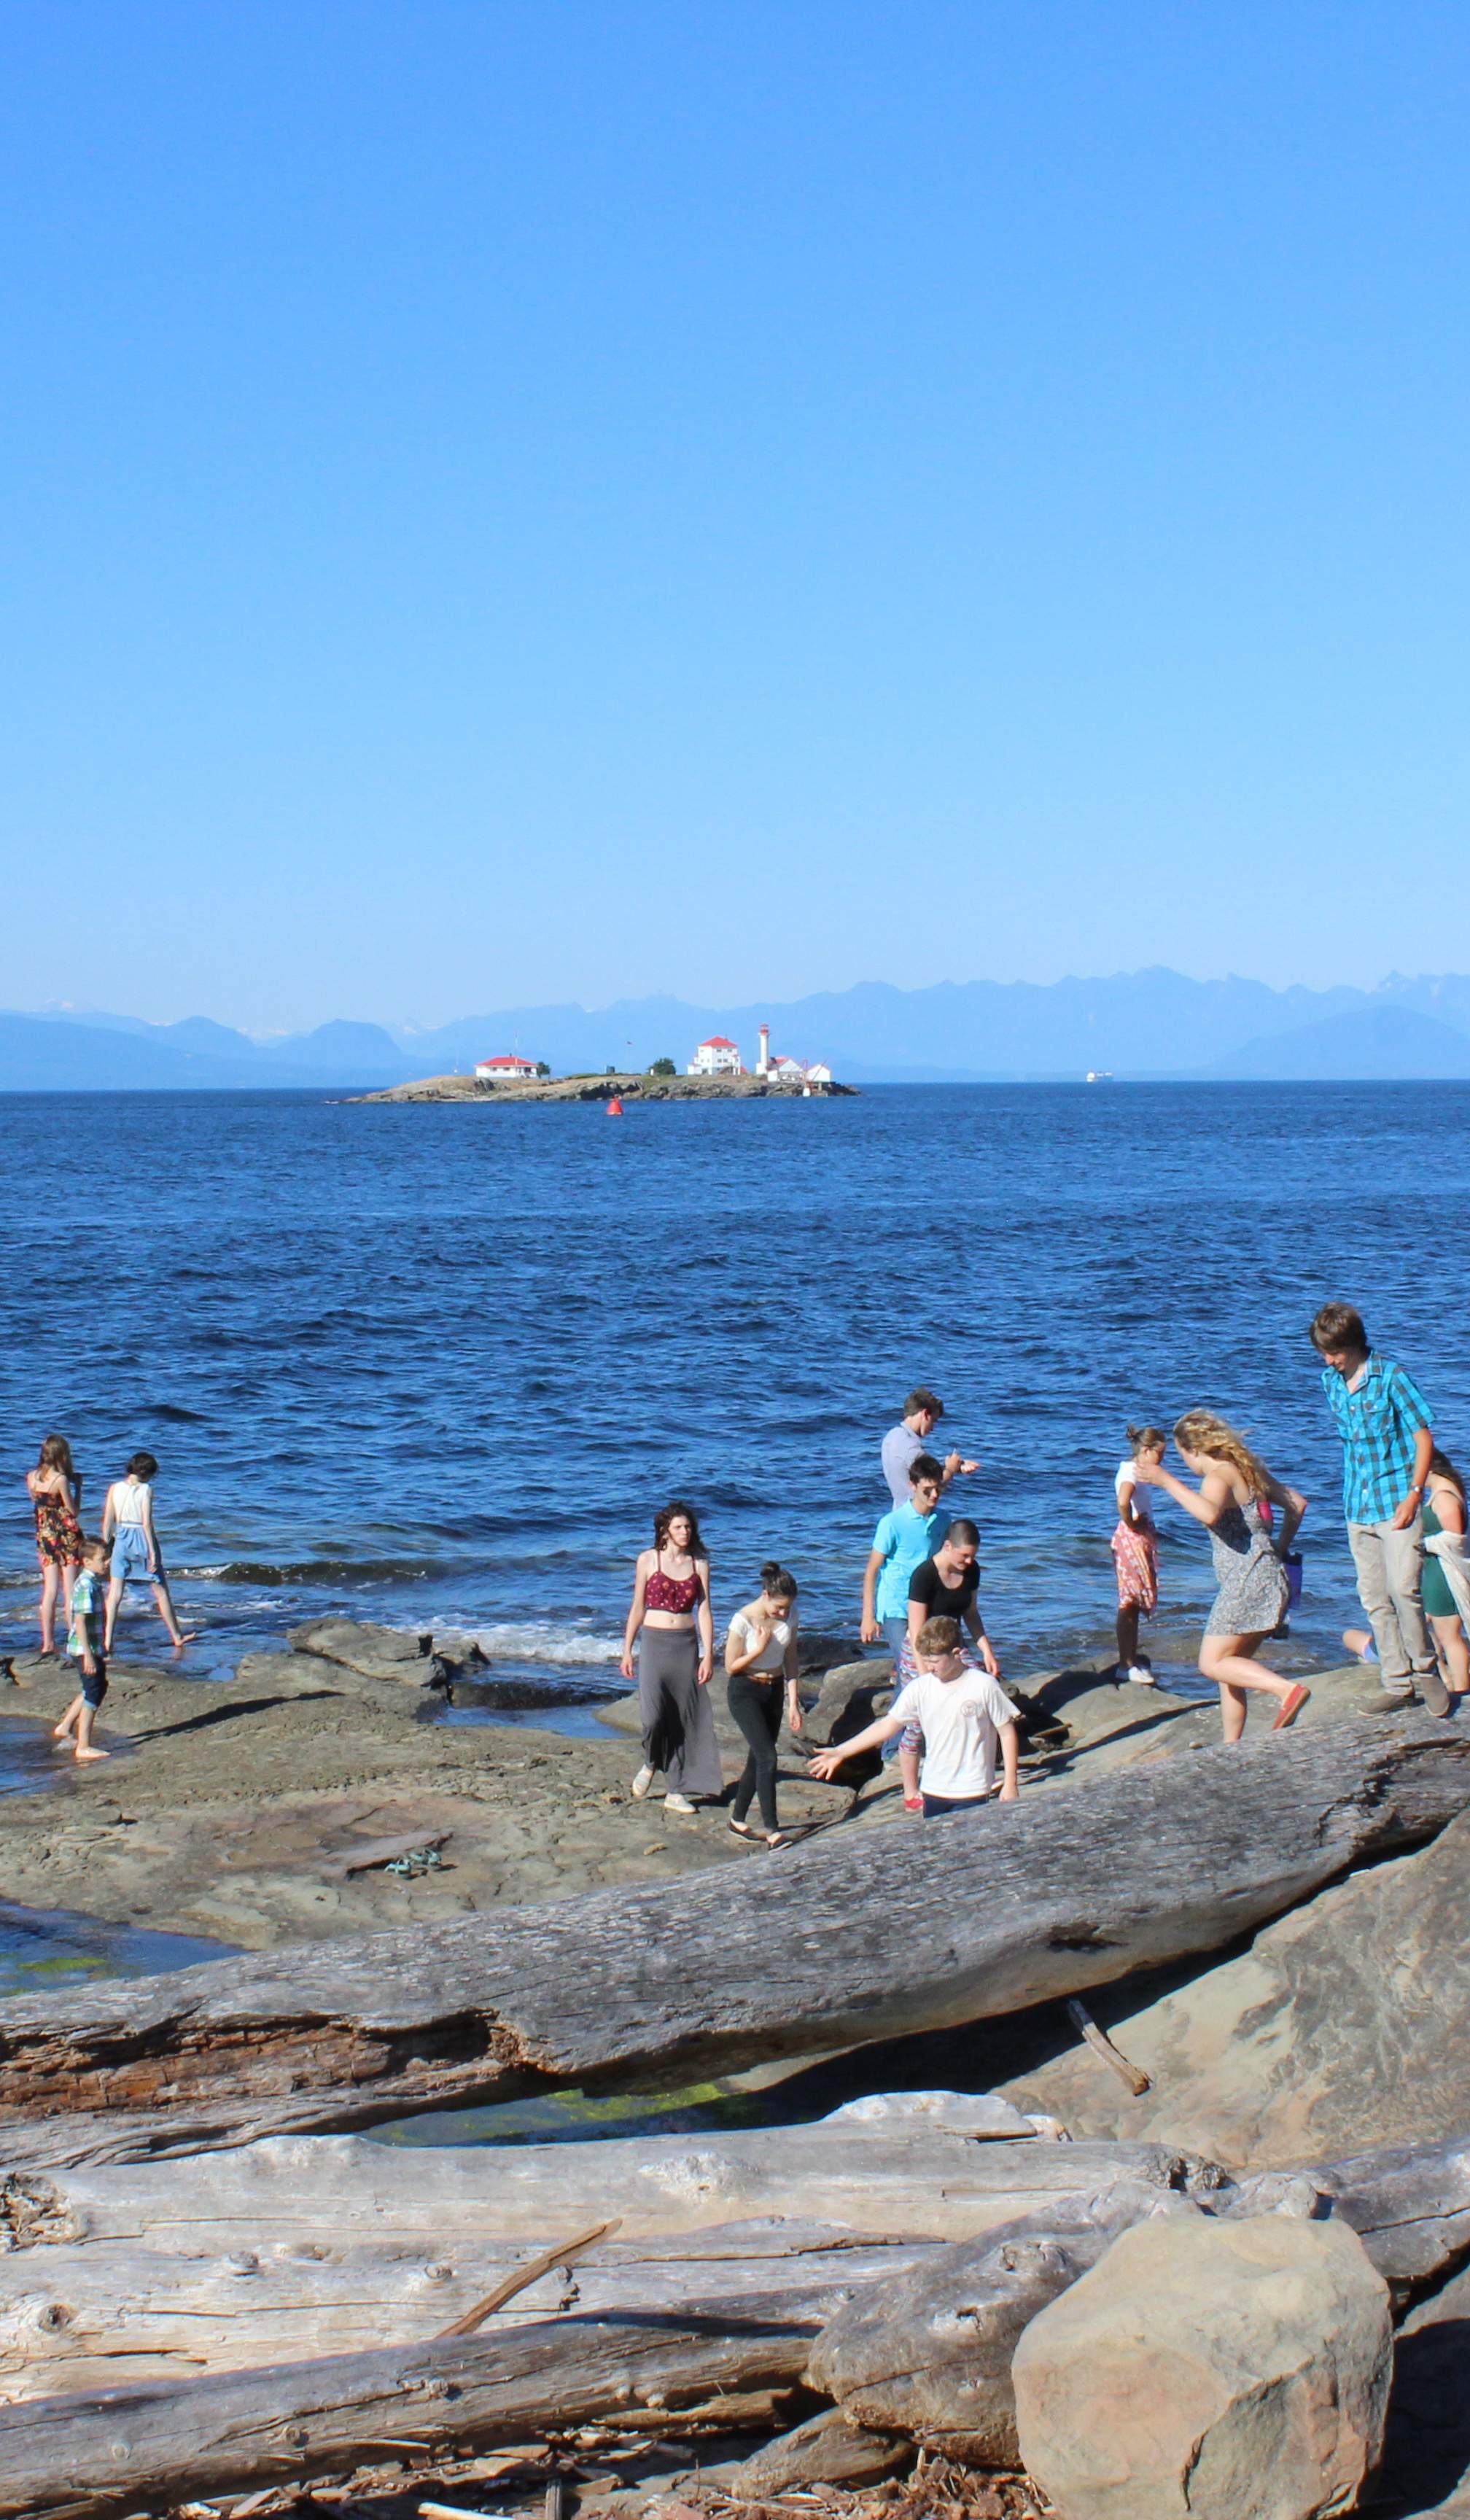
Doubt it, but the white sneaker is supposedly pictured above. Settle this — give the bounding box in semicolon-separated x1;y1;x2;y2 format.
631;1765;654;1799
1126;1665;1157;1687
663;1792;696;1815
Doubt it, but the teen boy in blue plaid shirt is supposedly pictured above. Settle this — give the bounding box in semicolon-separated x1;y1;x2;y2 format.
1311;1301;1447;1714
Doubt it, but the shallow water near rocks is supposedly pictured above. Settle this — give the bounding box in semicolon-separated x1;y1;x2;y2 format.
0;1898;233;1999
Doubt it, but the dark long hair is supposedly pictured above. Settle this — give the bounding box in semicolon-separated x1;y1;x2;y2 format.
654;1498;705;1560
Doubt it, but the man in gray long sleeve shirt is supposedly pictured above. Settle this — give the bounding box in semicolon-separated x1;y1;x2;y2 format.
881;1387;979;1506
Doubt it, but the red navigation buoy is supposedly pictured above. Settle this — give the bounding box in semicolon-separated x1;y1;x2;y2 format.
606;1097;624;1116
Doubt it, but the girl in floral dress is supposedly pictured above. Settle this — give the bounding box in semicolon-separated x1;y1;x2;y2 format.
26;1434;84;1657
1112;1426;1164;1684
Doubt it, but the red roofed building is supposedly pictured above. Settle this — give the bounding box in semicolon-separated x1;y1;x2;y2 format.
686;1035;744;1078
475;1054;540;1083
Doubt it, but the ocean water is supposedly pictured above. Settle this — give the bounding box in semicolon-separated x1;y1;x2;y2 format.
3;1082;1468;1699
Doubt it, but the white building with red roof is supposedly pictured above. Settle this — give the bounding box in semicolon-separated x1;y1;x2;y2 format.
686;1035;744;1077
475;1054;540;1083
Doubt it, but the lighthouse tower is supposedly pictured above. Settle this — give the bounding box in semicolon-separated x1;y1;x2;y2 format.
756;1022;771;1076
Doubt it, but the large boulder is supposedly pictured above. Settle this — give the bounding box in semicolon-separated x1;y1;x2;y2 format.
1003;1811;1470;2166
1013;2214;1392;2520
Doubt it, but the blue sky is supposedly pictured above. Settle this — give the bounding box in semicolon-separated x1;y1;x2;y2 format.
4;2;1469;1029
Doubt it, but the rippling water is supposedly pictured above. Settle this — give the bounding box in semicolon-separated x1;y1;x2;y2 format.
3;1083;1468;1695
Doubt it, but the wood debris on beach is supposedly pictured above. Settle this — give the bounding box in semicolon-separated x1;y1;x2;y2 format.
1;1625;1469;2519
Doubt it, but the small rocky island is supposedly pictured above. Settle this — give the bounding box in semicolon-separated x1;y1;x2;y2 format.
357;1068;856;1103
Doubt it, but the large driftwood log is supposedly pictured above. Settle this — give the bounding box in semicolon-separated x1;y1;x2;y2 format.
0;2295;824;2520
1;1716;1466;2163
0;2104;1221;2390
1;2130;1464;2516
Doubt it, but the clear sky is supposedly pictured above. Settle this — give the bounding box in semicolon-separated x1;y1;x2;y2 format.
4;2;1469;1029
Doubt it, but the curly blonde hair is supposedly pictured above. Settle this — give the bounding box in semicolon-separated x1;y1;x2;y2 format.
1172;1410;1270;1498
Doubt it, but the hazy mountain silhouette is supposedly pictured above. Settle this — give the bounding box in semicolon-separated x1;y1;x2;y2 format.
7;973;1470;1088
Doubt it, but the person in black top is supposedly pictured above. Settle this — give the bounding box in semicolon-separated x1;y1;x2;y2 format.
891;1519;1000;1811
906;1518;998;1671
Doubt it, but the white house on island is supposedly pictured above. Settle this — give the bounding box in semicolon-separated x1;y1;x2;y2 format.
685;1027;834;1083
686;1035;744;1077
475;1054;540;1083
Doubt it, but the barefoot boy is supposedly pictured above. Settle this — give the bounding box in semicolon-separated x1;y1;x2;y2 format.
809;1615;1019;1815
55;1536;112;1762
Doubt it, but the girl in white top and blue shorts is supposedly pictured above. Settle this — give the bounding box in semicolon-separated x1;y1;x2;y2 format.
103;1452;190;1654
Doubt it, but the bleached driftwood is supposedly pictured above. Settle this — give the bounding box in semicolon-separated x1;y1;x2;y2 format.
0;2104;1216;2391
0;2295;823;2520
3;2126;1467;2511
1;1716;1465;2165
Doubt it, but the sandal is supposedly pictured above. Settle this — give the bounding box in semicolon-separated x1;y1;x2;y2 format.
727;1819;759;1840
1272;1683;1310;1731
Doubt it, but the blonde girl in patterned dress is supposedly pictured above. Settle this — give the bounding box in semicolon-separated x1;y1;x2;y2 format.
1135;1412;1308;1741
1112;1426;1164;1684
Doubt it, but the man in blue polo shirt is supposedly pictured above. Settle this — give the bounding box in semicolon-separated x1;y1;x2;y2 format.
1310;1300;1446;1713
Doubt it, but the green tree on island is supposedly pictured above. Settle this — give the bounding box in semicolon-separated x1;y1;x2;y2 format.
648;1056;677;1076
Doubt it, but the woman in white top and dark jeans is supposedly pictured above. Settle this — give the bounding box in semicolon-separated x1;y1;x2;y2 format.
724;1565;803;1847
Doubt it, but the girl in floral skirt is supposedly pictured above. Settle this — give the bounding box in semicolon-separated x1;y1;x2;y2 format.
1112;1426;1164;1684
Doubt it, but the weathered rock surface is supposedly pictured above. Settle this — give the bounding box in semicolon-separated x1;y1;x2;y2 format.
1004;1811;1470;2166
287;1617;452;1682
1013;2214;1393;2520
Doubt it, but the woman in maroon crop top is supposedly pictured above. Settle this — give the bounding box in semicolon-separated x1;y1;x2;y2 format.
621;1500;720;1812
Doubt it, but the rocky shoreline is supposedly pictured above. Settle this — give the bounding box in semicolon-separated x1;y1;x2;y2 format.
0;1624;1467;2519
354;1070;857;1102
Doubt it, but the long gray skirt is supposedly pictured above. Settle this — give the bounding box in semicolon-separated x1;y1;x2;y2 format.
638;1626;723;1797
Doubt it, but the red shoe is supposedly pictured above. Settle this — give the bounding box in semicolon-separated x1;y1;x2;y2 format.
903;1794;924;1813
1272;1683;1310;1731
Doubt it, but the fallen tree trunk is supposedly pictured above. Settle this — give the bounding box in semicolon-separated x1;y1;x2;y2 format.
0;2294;824;2520
0;2109;1216;2390
1;1715;1465;2163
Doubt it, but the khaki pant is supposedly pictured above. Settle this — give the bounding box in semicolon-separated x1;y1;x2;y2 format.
1348;1517;1442;1698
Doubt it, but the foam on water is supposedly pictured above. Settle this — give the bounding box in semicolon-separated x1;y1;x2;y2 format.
467;1621;623;1667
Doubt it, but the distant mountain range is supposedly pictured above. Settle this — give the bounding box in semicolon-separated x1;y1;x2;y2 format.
9;971;1470;1089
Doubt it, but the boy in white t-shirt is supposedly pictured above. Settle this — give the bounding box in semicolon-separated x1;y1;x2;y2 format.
808;1616;1019;1816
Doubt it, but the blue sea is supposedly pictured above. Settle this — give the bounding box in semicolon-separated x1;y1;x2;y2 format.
3;1082;1468;1700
